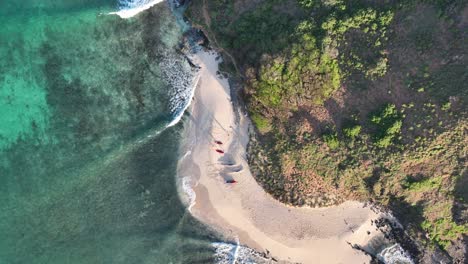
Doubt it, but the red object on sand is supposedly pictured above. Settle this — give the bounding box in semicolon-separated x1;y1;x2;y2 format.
226;180;237;184
215;140;223;145
215;149;224;154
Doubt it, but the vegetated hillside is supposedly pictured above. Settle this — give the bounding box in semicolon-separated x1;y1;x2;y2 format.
186;0;467;261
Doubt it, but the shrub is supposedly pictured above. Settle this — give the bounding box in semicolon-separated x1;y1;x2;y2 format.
323;132;340;149
254;31;341;108
403;176;443;192
441;102;451;111
298;0;315;8
421;217;468;249
343;125;362;139
370;104;403;148
251;112;272;134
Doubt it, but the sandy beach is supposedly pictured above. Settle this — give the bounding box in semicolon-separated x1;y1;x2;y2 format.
178;49;388;263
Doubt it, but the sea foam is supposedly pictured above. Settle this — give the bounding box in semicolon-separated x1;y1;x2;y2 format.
167;71;200;127
181;176;196;212
377;243;414;264
111;0;200;129
111;0;166;18
212;240;271;264
158;51;200;127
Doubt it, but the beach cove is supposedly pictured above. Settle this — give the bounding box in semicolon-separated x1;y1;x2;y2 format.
177;49;406;263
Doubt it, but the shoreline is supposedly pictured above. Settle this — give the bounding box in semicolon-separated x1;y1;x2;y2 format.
177;49;397;263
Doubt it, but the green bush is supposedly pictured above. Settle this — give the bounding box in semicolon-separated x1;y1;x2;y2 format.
251;112;272;133
343;125;361;139
441;102;451;111
403;176;443;192
421;218;468;249
298;0;315;8
323;132;340;149
254;31;341;108
370;104;403;148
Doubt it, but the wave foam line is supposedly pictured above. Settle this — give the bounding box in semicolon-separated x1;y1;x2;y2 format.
167;73;200;127
377;243;414;264
232;237;241;264
181;176;196;212
157;48;200;128
211;241;270;264
110;0;166;18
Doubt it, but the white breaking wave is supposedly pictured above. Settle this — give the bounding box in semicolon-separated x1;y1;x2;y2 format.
377;244;414;264
212;241;270;264
159;51;200;128
111;0;200;129
167;72;200;127
181;176;196;212
181;150;192;160
110;0;166;18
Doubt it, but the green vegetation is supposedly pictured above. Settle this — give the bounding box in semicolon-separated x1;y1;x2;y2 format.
224;5;295;60
187;0;468;259
369;104;403;148
251;112;272;134
421;202;468;250
403;176;443;193
298;0;315;9
323;132;340;149
322;8;394;80
253;31;341;109
343;124;361;140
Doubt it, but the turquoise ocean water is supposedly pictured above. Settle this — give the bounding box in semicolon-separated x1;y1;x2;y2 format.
0;1;222;263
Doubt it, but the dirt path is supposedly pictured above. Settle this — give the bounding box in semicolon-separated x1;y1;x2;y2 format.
199;0;242;77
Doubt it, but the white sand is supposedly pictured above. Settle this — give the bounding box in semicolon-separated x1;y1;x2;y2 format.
178;49;386;263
